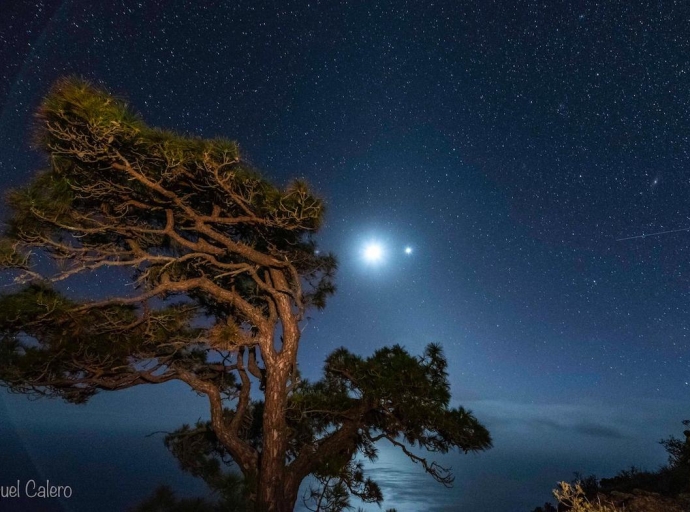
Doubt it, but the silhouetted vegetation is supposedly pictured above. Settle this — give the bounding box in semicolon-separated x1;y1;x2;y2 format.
132;486;226;512
530;420;690;512
531;503;557;512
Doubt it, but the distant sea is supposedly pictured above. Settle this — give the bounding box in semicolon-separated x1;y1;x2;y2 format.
0;425;658;512
1;389;678;512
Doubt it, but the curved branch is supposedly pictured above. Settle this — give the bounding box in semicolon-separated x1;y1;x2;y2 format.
176;368;258;476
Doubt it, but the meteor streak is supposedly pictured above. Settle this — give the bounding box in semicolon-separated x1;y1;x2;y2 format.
616;226;690;241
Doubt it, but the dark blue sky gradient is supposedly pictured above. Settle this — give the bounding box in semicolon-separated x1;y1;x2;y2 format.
1;1;689;510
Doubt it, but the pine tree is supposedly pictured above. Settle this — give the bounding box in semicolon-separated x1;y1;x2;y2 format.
0;78;491;512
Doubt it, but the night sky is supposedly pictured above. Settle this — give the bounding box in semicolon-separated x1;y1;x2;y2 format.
1;1;690;511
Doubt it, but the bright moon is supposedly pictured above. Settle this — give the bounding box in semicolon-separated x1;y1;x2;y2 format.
363;243;384;263
404;246;413;254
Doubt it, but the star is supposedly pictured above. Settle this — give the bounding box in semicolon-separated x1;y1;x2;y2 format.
404;246;413;255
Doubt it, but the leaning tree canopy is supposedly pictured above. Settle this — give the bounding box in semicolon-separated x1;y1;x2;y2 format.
0;77;336;403
3;77;333;286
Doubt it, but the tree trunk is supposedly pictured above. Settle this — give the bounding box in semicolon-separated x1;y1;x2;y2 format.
255;363;293;512
255;269;302;512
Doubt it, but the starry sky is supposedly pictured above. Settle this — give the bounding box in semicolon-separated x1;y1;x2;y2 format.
1;1;690;511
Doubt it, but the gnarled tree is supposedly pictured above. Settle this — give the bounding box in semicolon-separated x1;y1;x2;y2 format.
0;78;491;512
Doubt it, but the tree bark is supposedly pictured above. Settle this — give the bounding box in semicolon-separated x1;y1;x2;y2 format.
252;269;302;511
256;363;291;512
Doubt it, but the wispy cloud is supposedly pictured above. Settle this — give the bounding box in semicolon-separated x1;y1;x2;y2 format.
460;398;684;447
569;422;626;439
